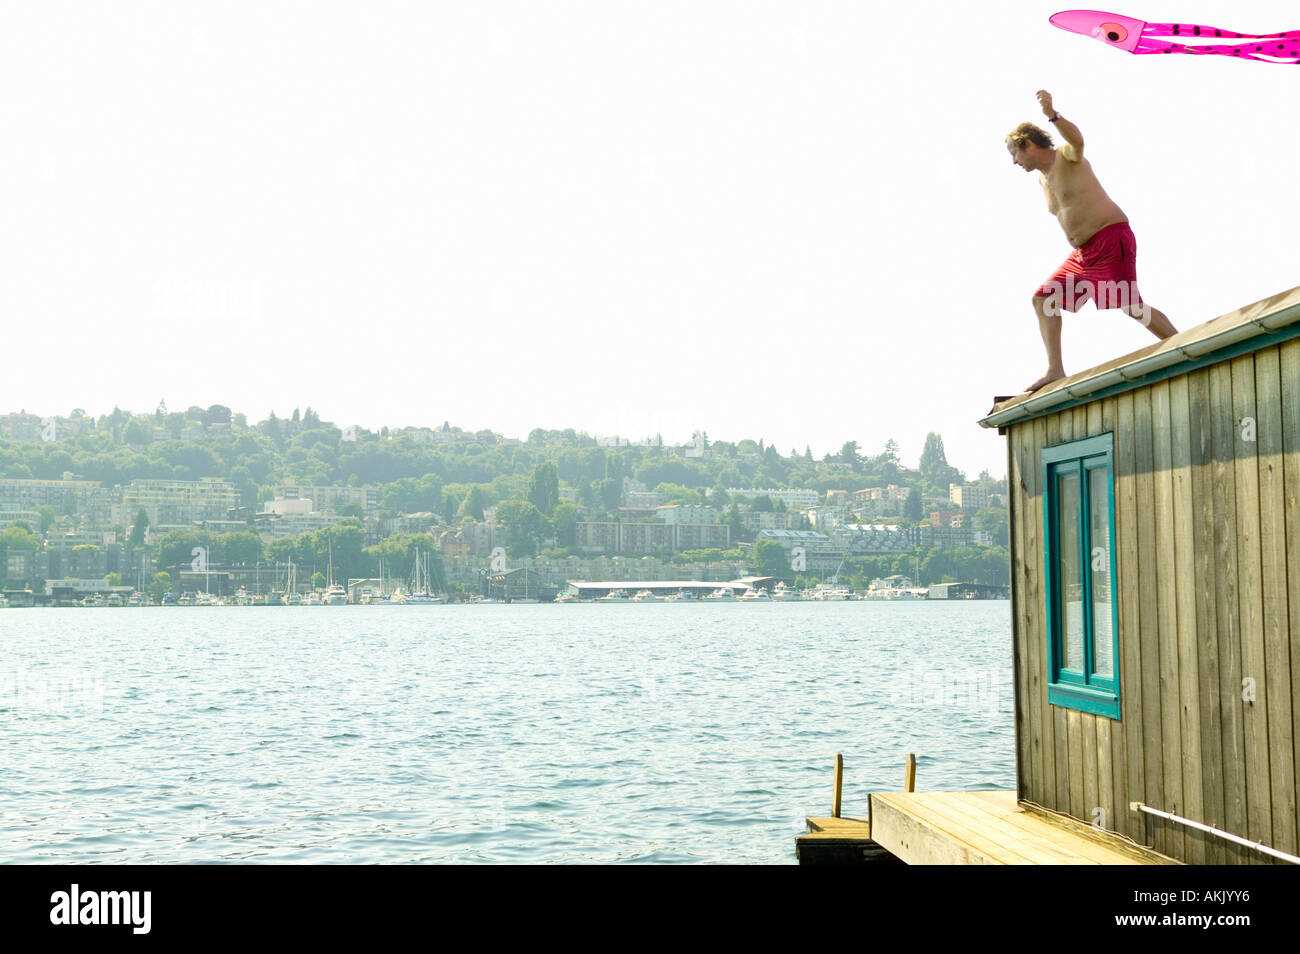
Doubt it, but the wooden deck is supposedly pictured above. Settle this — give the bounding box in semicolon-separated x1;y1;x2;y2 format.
868;791;1181;864
796;815;903;865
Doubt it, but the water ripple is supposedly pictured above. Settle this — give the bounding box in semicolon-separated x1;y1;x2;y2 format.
0;602;1014;863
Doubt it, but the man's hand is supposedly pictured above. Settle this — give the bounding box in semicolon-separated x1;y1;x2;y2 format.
1036;90;1055;118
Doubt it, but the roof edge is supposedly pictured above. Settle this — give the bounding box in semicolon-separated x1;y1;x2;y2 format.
979;285;1300;430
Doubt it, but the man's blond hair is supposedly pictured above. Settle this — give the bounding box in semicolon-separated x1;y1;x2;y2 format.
1006;122;1054;150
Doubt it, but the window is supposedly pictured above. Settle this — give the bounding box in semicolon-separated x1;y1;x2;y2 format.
1042;433;1120;719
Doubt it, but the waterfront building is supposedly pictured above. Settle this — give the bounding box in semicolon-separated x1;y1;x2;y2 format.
972;284;1300;865
575;522;729;555
253;510;346;539
806;507;851;530
740;511;788;533
655;504;717;525
275;484;380;517
116;478;242;531
0;509;42;529
832;524;913;555
624;491;664;509
0;412;43;441
906;524;981;548
727;487;819;509
949;483;990;510
4;550;50;588
0;478;114;527
755;529;841;573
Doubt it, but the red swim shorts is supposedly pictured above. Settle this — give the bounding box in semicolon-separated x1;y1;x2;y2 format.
1034;221;1143;314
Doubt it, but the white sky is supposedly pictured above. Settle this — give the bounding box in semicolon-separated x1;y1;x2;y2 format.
2;1;1296;479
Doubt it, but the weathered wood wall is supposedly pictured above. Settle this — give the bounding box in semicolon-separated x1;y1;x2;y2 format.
1008;341;1300;863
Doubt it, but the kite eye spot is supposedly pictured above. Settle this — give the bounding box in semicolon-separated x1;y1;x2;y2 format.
1096;21;1128;44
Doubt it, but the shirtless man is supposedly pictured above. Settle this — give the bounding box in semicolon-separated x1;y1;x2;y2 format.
1008;90;1177;391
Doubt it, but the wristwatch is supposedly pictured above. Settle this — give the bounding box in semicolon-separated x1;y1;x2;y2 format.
1048;113;1061;123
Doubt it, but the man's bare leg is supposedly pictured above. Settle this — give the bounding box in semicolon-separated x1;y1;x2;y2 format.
1026;295;1066;392
1123;302;1178;339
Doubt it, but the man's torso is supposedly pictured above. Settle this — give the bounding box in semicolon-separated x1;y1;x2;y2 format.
1040;145;1128;247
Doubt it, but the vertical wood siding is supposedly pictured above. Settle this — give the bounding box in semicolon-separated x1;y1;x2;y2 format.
1008;347;1298;863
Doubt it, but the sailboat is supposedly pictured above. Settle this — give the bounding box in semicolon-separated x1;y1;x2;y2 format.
405;550;444;604
282;558;303;605
512;570;538;604
325;533;348;605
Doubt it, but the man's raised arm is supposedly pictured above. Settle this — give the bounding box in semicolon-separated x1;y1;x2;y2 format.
1037;89;1084;159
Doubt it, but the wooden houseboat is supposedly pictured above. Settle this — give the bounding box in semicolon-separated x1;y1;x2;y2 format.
802;285;1300;865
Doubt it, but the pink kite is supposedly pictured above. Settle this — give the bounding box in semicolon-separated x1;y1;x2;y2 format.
1050;10;1300;63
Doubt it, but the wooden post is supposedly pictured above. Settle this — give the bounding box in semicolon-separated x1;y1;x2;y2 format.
832;753;843;818
904;753;916;793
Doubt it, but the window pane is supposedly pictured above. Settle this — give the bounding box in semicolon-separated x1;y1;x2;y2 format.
1089;467;1113;679
1057;469;1084;673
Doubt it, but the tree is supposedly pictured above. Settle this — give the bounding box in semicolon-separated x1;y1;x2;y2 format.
149;571;172;602
219;531;265;566
974;505;1010;548
105;572;122;587
129;508;150;548
36;505;56;532
1;525;41;550
919;432;963;493
528;461;559;516
753;538;791;575
123;419;150;445
310;571;326;589
204;404;232;426
904;487;923;522
595;477;621;512
495;500;553;557
840;441;860;469
551;501;580;548
725;501;745;542
458;486;488;521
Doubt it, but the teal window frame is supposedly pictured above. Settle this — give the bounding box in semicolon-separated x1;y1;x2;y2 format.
1041;433;1121;720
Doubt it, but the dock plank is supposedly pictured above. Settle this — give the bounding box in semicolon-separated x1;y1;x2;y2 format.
899;793;1043;864
869;791;1177;865
923;791;1101;865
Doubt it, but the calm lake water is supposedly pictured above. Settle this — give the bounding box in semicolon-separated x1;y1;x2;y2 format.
0;602;1015;864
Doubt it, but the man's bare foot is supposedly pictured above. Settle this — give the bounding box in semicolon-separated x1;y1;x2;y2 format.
1024;369;1065;392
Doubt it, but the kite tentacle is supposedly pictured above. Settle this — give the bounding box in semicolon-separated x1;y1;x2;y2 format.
1135;35;1300;63
1138;38;1300;64
1141;22;1300;41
